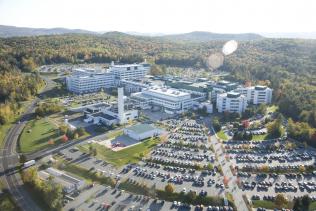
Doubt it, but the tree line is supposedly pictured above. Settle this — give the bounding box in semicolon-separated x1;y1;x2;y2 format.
0;34;315;141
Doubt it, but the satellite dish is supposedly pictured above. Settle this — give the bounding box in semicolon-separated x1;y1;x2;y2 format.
222;40;238;55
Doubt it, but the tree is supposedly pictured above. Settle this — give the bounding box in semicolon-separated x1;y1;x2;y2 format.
92;148;97;156
186;190;197;202
293;196;310;211
267;119;282;138
88;144;93;155
299;165;306;173
260;165;269;173
212;117;221;132
275;194;288;209
61;134;68;142
164;183;174;194
206;163;214;170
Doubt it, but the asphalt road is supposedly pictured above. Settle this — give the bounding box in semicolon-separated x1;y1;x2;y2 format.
0;76;56;211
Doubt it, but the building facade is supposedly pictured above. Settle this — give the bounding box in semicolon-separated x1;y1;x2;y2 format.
66;62;150;94
131;86;196;114
109;62;149;80
234;85;272;105
216;92;248;114
66;68;115;94
123;124;162;141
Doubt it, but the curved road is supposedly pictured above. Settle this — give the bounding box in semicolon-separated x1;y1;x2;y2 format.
0;76;56;211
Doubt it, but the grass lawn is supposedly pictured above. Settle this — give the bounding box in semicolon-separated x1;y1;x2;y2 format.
216;130;228;141
252;200;277;209
19;118;61;153
60;163;115;187
78;137;160;167
106;129;123;139
309;201;316;211
0;192;19;211
251;133;268;141
252;200;292;209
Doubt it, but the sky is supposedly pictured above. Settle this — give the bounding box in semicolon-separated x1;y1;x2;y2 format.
0;0;315;34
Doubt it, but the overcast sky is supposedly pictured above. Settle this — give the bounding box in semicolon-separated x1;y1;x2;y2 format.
0;0;315;34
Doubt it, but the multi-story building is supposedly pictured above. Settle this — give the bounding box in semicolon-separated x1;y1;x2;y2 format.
234;85;272;105
66;68;115;94
216;92;248;114
131;86;196;114
66;62;150;94
109;62;149;80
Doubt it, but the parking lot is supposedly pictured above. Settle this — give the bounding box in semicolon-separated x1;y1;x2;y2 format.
223;137;316;201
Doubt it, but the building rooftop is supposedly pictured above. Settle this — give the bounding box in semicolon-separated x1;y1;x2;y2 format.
92;112;116;120
110;64;142;68
255;85;268;90
146;86;190;97
125;124;157;134
227;92;241;98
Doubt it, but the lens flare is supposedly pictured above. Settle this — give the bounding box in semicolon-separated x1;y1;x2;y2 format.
222;40;238;55
207;53;224;70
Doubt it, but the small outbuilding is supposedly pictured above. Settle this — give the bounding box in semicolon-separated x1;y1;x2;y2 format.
123;124;162;141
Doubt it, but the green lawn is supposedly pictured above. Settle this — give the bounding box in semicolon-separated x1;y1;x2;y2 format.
19;118;61;153
0;192;19;211
309;201;316;211
251;133;268;141
252;200;277;209
78;137;160;166
252;200;292;209
216;130;228;140
61;163;115;187
106;129;123;139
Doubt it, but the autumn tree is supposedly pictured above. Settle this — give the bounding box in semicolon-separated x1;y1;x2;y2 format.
164;183;174;194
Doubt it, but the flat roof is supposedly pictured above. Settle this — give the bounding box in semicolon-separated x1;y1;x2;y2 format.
92;112;116;120
111;64;142;68
126;124;157;134
255;85;268;90
147;86;190;97
227;92;241;98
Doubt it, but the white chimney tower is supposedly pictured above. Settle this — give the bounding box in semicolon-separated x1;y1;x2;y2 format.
118;87;124;124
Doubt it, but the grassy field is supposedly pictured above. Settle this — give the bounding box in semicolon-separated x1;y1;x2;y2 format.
106;129;123;139
19;118;61;153
61;163;115;186
252;200;293;209
251;133;268;141
252;200;277;209
216;130;228;141
0;192;19;211
309;201;316;211
78;137;160;166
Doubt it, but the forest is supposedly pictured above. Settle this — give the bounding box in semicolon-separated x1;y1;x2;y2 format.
0;33;315;142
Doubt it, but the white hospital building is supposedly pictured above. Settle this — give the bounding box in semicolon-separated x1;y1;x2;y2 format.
131;86;196;114
66;62;149;94
216;92;248;114
234;85;272;105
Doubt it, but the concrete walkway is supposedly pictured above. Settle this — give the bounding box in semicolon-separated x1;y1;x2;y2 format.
211;126;249;211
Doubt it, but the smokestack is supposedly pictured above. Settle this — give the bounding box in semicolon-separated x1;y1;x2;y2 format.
118;87;124;124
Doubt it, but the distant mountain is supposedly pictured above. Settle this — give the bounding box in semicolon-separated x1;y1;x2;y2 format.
160;31;264;42
125;31;166;37
262;32;316;39
0;25;97;37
